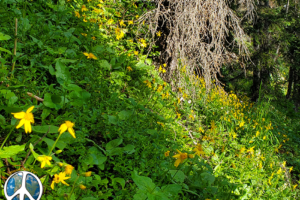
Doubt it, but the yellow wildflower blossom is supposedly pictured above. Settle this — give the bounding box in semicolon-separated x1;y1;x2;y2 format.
173;149;188;167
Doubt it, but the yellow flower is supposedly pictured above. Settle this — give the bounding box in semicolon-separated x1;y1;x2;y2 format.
81;33;87;37
289;166;293;172
240;147;246;154
91;36;96;40
293;184;298;190
58;121;76;138
239;121;245;128
193;144;205;156
11;106;35;133
156;31;161;37
75;11;80;18
105;19;113;25
51;172;71;190
127;66;133;71
84;171;92;177
128;20;134;25
79;184;86;190
37;155;52;168
134;51;138;55
189;154;195;158
173;150;188;167
83;52;97;60
164;151;170;157
263;136;266;140
277;168;282;175
247;146;255;154
256;131;259;137
119;20;126;27
81;5;88;12
136;15;139;19
65;164;74;175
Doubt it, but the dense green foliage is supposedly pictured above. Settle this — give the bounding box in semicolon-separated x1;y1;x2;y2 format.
0;0;299;199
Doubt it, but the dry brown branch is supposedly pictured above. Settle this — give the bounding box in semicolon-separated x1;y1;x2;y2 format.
137;0;255;92
27;92;44;102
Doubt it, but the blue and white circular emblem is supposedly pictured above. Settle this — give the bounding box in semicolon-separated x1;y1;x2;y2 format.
4;171;43;200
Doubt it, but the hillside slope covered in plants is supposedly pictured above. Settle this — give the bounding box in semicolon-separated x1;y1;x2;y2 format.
0;0;299;199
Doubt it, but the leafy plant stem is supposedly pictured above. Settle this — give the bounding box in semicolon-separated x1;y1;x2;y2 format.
10;18;18;79
48;133;62;156
68;175;80;200
0;121;17;150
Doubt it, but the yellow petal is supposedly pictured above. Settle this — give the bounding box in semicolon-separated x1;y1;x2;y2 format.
51;181;55;190
24;120;32;133
83;52;89;56
46;160;52;167
16;119;25;129
41;161;46;168
58;123;68;134
68;127;76;138
12;111;25;119
26;106;34;113
174;159;181;167
172;154;181;159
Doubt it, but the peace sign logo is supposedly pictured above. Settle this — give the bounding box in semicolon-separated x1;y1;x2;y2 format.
4;171;43;200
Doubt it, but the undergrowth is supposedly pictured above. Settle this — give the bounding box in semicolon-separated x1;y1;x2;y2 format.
0;0;299;199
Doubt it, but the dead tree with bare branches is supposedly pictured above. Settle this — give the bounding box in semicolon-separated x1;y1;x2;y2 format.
137;0;256;92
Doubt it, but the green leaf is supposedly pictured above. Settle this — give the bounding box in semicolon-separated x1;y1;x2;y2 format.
0;114;6;125
107;147;123;156
118;110;133;120
29;143;40;159
0;47;12;54
111;178;125;189
161;184;182;197
108;115;117;124
32;125;58;133
169;170;185;183
123;144;135;154
0;32;11;40
66;84;82;92
99;60;111;70
200;172;215;186
0;144;26;158
106;138;123;150
41;108;51;119
131;170;156;192
55;60;71;85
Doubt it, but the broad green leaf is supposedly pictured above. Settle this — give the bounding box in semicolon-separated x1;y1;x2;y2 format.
99;60;111;70
0;114;6;125
32;125;59;133
106;138;123;150
0;144;26;158
41;108;51;119
66;84;82;92
112;178;125;189
0;47;12;54
200;172;215;186
55;60;71;85
0;32;11;40
169;170;185;183
107;147;123;156
161;184;182;197
108;115;117;124
118;110;133;120
123;144;135;154
131;170;156;192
